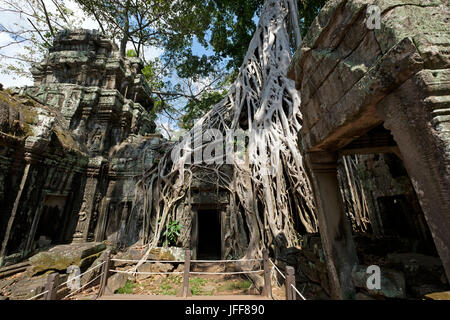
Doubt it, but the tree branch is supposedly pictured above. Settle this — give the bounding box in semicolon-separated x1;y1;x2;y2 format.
38;0;55;38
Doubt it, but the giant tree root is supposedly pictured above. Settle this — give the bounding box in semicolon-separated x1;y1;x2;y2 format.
134;0;318;271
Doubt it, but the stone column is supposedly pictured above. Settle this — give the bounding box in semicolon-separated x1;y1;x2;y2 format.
306;151;359;299
94;177;116;242
0;147;45;265
94;197;110;242
0;163;31;265
190;208;198;260
24;191;47;254
72;158;105;242
377;70;450;282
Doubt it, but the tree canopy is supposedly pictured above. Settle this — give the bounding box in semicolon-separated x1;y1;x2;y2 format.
0;0;328;132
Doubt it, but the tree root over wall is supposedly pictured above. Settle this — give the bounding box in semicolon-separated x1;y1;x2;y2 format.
133;0;319;273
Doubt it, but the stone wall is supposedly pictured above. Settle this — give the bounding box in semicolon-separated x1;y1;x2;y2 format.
0;89;88;266
340;154;432;242
0;29;165;267
176;165;236;259
288;0;450;298
289;0;449;152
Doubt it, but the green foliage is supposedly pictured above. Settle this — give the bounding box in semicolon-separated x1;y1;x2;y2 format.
160;0;263;78
190;277;207;287
169;0;329;124
170;0;329;73
162;220;183;246
160;283;177;295
126;49;137;57
208;0;264;71
297;0;329;37
189;277;213;296
115;280;135;294
160;276;181;295
217;280;252;292
141;59;166;91
75;0;218;58
180;90;228;130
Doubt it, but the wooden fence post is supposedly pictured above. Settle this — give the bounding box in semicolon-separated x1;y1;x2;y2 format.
181;249;191;298
44;272;59;300
262;249;272;299
97;250;111;297
285;266;296;300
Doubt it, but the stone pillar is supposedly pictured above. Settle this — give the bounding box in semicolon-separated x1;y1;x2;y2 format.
377;70;450;282
94;196;110;242
24;191;47;254
94;178;116;242
0;162;31;265
72;158;105;242
306;151;359;299
0;155;11;211
0;147;46;265
190;208;198;260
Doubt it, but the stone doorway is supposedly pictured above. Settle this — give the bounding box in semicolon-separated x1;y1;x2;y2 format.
197;209;222;260
34;195;67;247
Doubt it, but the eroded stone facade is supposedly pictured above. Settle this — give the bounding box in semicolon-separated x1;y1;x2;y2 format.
0;30;165;267
288;0;450;298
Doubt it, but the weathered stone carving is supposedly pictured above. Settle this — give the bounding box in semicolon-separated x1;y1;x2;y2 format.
0;29;163;267
73;201;88;240
288;0;450;298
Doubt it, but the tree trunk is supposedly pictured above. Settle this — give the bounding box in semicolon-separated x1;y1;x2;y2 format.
135;0;319;265
119;0;131;57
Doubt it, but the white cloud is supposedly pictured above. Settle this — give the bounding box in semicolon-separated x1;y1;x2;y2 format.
0;0;163;88
0;0;101;88
64;0;100;30
143;45;164;61
0;32;33;88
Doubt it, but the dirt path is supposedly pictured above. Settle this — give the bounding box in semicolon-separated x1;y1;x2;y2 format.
65;261;288;300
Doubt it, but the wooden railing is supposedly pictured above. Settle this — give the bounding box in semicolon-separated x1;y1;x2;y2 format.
30;248;306;300
103;249;268;298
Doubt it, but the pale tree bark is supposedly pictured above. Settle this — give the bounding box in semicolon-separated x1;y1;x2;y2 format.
338;155;371;232
134;0;319;271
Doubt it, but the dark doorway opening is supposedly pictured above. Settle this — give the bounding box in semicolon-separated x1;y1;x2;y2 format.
377;195;416;238
35;206;62;242
197;209;221;260
35;195;66;245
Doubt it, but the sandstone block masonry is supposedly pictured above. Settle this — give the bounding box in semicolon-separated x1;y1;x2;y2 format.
288;0;450;298
0;29;166;267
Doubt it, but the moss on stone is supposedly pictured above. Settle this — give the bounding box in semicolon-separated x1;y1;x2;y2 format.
53;125;84;153
30;252;82;275
29;243;106;275
0;91;42;138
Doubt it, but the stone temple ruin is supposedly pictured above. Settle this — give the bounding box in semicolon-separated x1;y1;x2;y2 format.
288;0;450;299
0;0;449;300
0;29;166;267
